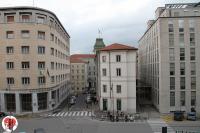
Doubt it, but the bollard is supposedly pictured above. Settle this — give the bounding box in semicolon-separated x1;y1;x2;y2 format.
162;127;167;133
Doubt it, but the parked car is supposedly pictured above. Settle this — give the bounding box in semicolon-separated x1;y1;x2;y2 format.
174;111;184;121
187;112;196;121
34;128;46;133
71;95;76;101
86;96;92;104
70;97;76;105
0;112;7;118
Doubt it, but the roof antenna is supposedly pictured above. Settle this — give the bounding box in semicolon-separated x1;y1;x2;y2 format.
98;29;102;38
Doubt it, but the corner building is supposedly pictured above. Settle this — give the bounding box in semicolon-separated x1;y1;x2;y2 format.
138;3;200;114
0;7;70;114
98;43;137;113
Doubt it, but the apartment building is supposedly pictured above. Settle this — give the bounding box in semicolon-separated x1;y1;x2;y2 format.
70;57;87;94
0;7;70;114
138;3;200;114
98;43;137;113
71;54;96;90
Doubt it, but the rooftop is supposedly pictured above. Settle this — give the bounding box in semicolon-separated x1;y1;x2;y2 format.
70;57;87;63
70;54;96;59
100;43;137;51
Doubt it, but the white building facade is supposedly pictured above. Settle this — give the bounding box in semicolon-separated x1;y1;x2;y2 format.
138;3;200;114
98;43;137;113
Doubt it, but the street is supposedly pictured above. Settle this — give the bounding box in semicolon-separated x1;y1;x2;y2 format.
0;94;200;133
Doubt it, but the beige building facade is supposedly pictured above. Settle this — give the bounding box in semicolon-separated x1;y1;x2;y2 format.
138;3;200;114
0;7;70;114
70;57;87;94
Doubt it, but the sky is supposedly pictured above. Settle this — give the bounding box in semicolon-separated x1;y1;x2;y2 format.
0;0;199;54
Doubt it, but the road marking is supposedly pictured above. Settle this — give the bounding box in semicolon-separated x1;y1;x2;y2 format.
56;112;61;116
52;113;56;117
68;112;72;116
72;111;77;116
88;112;92;116
64;112;69;116
81;111;84;116
60;112;65;117
76;111;80;116
84;111;88;116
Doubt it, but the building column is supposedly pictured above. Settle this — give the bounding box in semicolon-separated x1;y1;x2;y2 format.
0;93;5;112
48;91;52;110
15;93;21;114
32;93;38;113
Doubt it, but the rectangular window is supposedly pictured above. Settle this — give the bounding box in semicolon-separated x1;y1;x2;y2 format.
190;48;195;60
6;46;14;54
51;48;54;55
169;48;175;61
7;77;14;84
191;62;196;75
191;91;196;106
179;33;184;46
21;15;30;22
51;76;55;83
21;30;30;38
170;77;175;90
38;76;46;85
103;85;107;93
37;16;45;24
51;62;54;69
180;91;185;106
170;92;175;106
21;62;30;69
38;31;45;40
116;85;121;93
116;99;121;111
168;20;173;32
180;48;185;61
102;68;106;76
38;46;45;54
116;68;121;76
190;33;195;46
116;55;121;62
170;63;175;75
180;62;185;75
21;46;29;54
7;62;14;69
169;34;174;46
7;16;14;23
102;56;106;62
180;77;185;90
191;77;196;90
50;33;54;41
38;62;45;69
22;77;30;85
189;19;195;32
6;31;14;39
178;20;184;32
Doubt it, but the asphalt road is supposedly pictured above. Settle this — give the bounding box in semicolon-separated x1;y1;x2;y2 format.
4;117;152;133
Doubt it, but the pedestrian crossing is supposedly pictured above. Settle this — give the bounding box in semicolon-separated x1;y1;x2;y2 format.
43;111;95;118
147;119;175;133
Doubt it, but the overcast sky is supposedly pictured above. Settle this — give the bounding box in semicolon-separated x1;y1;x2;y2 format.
0;0;199;54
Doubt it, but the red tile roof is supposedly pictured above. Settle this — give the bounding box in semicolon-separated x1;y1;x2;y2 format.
100;43;138;51
70;54;96;59
70;57;87;63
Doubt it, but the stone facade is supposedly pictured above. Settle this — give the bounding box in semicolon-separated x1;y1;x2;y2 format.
0;7;70;114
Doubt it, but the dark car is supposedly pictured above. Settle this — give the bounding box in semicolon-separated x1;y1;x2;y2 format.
0;112;7;117
34;128;46;133
174;111;184;121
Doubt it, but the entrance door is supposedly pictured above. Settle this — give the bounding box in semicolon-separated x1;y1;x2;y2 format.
103;99;107;111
